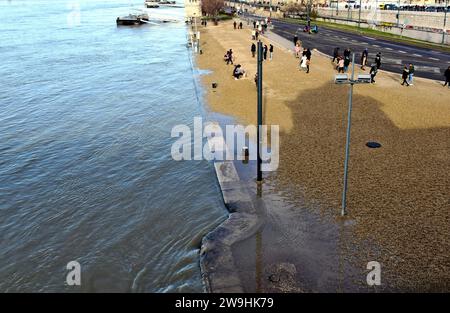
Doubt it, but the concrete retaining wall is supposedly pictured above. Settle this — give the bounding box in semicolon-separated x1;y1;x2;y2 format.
317;15;450;45
318;8;448;30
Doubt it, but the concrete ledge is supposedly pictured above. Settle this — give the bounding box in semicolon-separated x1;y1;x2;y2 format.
200;158;261;292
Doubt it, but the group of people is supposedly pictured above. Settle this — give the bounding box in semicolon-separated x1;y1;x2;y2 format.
250;43;274;61
223;49;234;65
251;29;260;41
226;20;450;88
233;21;243;30
303;24;318;34
332;47;383;83
401;64;415;86
292;35;312;73
223;49;247;80
299;48;312;73
252;18;269;34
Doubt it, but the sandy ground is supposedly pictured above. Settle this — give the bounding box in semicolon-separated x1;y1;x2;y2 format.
196;20;450;291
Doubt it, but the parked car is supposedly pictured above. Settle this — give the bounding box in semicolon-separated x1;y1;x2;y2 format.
384;4;398;11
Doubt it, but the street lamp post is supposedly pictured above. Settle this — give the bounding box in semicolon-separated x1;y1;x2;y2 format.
443;0;449;45
307;0;312;30
347;1;351;20
269;0;272;20
257;41;263;182
334;53;372;216
358;0;362;28
396;0;401;27
193;13;199;53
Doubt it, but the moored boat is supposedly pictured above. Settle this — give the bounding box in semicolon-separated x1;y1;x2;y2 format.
144;0;160;8
116;13;149;25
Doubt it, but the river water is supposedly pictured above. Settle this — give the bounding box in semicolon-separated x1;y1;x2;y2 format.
0;0;225;292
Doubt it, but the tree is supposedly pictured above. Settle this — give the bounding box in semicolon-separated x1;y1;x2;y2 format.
202;0;225;17
284;3;306;15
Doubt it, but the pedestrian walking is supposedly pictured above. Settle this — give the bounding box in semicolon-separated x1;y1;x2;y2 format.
239;22;243;29
300;54;308;72
338;57;345;73
269;44;274;61
251;43;256;58
293;34;298;46
361;48;368;70
263;44;268;61
370;64;378;83
344;48;351;58
251;29;256;40
306;48;311;60
233;21;237;29
255;30;259;41
401;65;410;86
253;20;256;29
294;42;301;58
226;49;233;65
408;63;415;85
332;47;340;63
344;56;350;72
375;52;382;69
443;66;450;88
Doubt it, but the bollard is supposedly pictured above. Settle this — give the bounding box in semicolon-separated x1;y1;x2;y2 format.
242;146;249;164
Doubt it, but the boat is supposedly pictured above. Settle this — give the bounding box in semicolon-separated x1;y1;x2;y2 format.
157;1;184;8
144;0;160;8
144;0;183;9
116;13;149;25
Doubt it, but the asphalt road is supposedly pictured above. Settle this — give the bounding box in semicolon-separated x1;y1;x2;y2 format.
251;16;450;81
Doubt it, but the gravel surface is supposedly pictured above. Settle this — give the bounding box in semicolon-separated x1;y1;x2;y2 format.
196;21;450;292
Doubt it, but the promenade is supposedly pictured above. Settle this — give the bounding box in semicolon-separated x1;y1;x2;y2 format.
196;19;450;292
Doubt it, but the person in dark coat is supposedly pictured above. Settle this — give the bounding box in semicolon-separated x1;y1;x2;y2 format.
251;43;256;58
233;64;245;79
343;48;351;58
305;48;312;60
233;21;237;29
344;56;350;72
361;48;368;70
269;44;274;61
375;52;382;69
370;64;378;83
226;49;233;65
263;44;268;60
293;34;298;46
332;47;340;63
401;65;410;86
253;20;257;29
443;66;450;88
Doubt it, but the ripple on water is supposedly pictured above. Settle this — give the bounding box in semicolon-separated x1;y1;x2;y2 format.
0;0;225;292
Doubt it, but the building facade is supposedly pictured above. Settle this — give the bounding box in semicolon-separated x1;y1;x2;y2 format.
185;0;202;18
